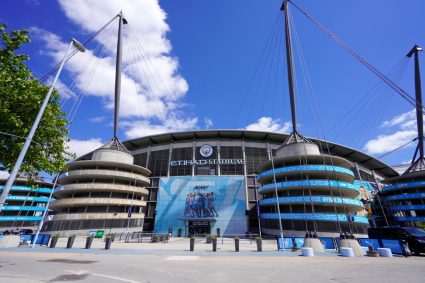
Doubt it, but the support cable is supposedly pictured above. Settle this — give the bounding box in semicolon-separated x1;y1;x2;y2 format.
39;15;119;83
288;0;422;112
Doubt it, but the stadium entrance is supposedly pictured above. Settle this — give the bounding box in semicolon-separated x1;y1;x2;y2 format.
188;220;211;236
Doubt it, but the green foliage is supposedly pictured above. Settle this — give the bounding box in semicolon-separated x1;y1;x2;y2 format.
0;24;73;177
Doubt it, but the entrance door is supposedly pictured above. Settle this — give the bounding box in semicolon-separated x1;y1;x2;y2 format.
188;221;210;237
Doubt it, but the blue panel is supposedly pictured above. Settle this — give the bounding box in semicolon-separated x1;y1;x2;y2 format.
258;180;359;194
2;206;45;211
260;213;369;224
259;196;363;207
277;237;294;249
386;193;425;201
381;239;404;255
391;204;425;211
20;235;32;242
0;186;52;194
319;237;335;249
154;176;247;236
358;238;380;250
294;237;304;248
257;165;354;180
0;216;42;221
6;195;49;202
384;181;425;192
31;234;51;245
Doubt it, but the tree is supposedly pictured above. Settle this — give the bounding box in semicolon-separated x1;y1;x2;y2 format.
0;24;73;178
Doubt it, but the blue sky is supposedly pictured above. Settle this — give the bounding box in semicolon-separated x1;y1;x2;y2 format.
1;0;424;169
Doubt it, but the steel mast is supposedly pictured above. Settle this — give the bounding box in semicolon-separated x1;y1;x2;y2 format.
405;45;424;174
281;0;298;135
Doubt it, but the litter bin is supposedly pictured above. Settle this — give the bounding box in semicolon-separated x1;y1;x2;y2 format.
95;230;104;238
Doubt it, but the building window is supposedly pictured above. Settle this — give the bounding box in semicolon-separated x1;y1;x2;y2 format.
134;152;148;167
148;150;169;176
220;146;244;175
245;147;268;174
170;147;193;176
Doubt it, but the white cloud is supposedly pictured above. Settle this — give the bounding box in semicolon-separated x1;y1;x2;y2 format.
381;109;416;129
124;116;198;139
67;138;103;158
245;117;291;133
44;77;76;100
364;130;417;155
89;116;106;123
204;118;213;129
364;109;419;155
32;0;196;140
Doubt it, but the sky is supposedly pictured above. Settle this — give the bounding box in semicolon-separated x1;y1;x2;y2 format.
1;0;424;170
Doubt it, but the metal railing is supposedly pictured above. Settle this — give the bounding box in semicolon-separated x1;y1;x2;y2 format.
112;231;169;243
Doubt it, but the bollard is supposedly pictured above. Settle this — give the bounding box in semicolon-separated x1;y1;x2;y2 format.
340;247;355;257
50;234;59;248
377;248;393;257
234;237;240;252
105;236;112;250
212;237;217;252
85;236;93;249
301;247;314;257
256;237;262;252
190;237;195;251
66;235;76;249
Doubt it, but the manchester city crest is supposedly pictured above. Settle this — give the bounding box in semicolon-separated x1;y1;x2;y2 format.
200;144;213;158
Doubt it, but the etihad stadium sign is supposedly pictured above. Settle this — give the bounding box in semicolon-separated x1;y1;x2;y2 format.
170;159;245;166
170;144;245;166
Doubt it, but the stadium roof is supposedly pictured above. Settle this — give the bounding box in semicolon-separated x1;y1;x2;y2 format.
123;130;398;178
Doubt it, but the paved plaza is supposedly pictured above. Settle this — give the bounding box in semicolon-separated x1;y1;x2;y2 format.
0;237;424;282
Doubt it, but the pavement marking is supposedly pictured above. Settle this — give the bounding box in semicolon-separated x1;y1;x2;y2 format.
64;270;89;275
164;256;200;261
91;273;140;283
65;269;140;283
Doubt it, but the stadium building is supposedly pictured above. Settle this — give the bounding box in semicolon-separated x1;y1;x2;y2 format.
43;130;398;237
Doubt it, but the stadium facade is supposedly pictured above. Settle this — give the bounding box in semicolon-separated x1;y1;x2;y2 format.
42;130;398;237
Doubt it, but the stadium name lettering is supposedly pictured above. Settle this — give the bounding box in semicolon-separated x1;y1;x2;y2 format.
170;159;246;166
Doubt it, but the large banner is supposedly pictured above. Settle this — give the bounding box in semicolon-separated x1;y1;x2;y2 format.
354;180;375;218
155;176;247;236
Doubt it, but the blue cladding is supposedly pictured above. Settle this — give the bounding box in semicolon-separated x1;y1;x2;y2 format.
257;165;354;180
258;180;359;194
6;196;49;202
394;216;425;222
383;181;425;192
390;204;425;211
155;176;247;236
386;193;425;201
259;196;363;207
260;212;369;224
0;186;52;194
0;216;42;221
2;206;45;211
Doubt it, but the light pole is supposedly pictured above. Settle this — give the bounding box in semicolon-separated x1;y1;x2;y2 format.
269;149;284;251
0;38;85;213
